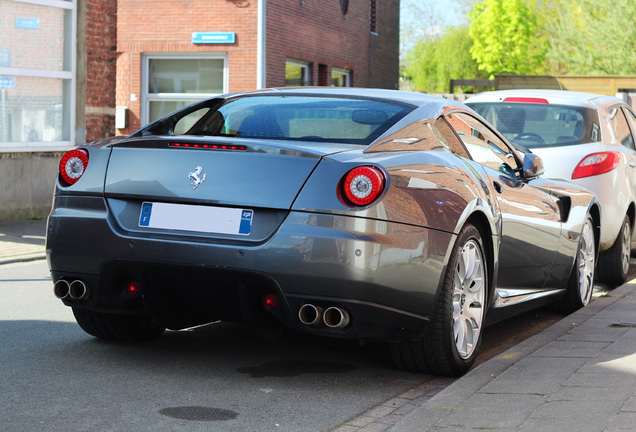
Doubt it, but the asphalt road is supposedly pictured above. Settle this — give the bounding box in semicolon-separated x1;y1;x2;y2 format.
1;259;629;431
0;260;427;431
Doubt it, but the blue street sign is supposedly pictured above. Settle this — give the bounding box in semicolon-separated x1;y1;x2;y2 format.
16;17;40;29
0;77;15;89
192;32;236;44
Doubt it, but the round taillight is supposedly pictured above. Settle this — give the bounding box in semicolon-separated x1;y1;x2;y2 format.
341;166;385;207
59;149;89;186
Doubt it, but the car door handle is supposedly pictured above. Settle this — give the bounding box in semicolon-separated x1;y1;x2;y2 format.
493;181;503;193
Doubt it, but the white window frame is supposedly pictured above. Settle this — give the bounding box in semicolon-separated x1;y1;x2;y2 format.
331;67;351;87
1;0;76;152
285;59;310;87
141;53;228;126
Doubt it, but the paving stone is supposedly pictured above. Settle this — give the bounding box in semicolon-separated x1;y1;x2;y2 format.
532;340;611;358
480;356;588;395
434;393;544;430
388;406;451;432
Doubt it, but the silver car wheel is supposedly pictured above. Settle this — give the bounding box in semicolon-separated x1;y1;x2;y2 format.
577;218;596;306
453;239;486;360
620;221;630;277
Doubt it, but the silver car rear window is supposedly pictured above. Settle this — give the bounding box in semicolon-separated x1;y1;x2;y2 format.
467;102;601;148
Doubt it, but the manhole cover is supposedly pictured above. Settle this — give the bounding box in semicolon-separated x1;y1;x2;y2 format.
159;406;238;421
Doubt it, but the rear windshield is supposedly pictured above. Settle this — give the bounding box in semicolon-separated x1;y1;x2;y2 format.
467;102;601;149
140;95;412;145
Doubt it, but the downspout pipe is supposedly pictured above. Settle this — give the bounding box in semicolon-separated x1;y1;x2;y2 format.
256;0;266;89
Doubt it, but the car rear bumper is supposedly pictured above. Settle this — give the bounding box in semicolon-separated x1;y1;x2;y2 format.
46;195;454;342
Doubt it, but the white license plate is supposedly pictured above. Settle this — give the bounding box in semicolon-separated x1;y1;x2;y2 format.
138;202;253;235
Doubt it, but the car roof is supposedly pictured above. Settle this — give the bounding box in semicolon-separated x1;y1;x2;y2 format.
465;89;625;109
228;87;456;110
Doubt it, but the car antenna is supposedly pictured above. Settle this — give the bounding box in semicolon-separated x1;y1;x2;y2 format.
548;59;564;91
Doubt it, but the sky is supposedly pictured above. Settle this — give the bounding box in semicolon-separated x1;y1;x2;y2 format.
399;0;466;55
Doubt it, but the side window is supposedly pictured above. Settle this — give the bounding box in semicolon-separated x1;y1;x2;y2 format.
445;112;521;177
433;117;471;159
621;107;636;150
608;106;635;150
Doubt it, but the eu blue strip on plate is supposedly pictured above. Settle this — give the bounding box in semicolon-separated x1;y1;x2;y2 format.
139;202;153;226
239;210;253;235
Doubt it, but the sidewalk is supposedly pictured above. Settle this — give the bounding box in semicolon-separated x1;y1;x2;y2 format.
2;219;636;431
0;218;47;265
386;280;636;432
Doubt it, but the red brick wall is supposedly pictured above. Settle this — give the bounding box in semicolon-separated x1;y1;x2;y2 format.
116;0;258;135
85;0;118;142
266;0;399;89
368;0;400;89
115;0;399;135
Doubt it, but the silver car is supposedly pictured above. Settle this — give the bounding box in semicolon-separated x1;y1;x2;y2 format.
467;90;636;287
47;88;599;376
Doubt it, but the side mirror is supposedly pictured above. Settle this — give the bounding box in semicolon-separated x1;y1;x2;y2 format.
522;153;545;180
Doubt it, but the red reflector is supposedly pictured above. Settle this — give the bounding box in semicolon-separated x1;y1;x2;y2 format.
126;281;142;296
263;294;279;310
169;143;247;151
572;152;620;179
503;97;549;104
59;149;89;186
341;166;385;207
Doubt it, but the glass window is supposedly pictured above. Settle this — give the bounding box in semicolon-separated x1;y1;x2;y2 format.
143;55;227;125
285;60;310;86
331;68;350;87
608;106;635;150
624;108;636;146
467;102;601;149
446;112;520;177
1;0;75;151
0;76;70;143
140;95;413;146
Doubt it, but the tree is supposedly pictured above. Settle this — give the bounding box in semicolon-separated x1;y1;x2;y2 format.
468;0;549;76
402;25;485;93
547;0;636;74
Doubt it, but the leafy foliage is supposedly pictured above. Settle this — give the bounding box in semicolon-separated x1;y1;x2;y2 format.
547;0;636;74
400;0;635;93
468;0;549;76
402;26;485;93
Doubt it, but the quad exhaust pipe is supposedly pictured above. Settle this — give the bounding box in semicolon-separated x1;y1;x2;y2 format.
323;306;350;328
298;304;323;325
298;303;350;328
54;279;89;300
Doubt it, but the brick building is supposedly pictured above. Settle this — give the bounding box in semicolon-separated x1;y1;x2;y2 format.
0;0;399;219
0;0;118;219
115;0;400;135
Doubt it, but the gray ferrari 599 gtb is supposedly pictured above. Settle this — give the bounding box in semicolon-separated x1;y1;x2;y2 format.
47;88;600;376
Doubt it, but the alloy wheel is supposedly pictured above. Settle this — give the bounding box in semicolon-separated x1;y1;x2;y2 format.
577;218;596;306
620;221;631;277
452;238;486;359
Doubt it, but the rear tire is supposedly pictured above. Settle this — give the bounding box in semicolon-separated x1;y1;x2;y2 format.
597;215;630;287
72;308;165;342
557;215;596;313
390;223;487;376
